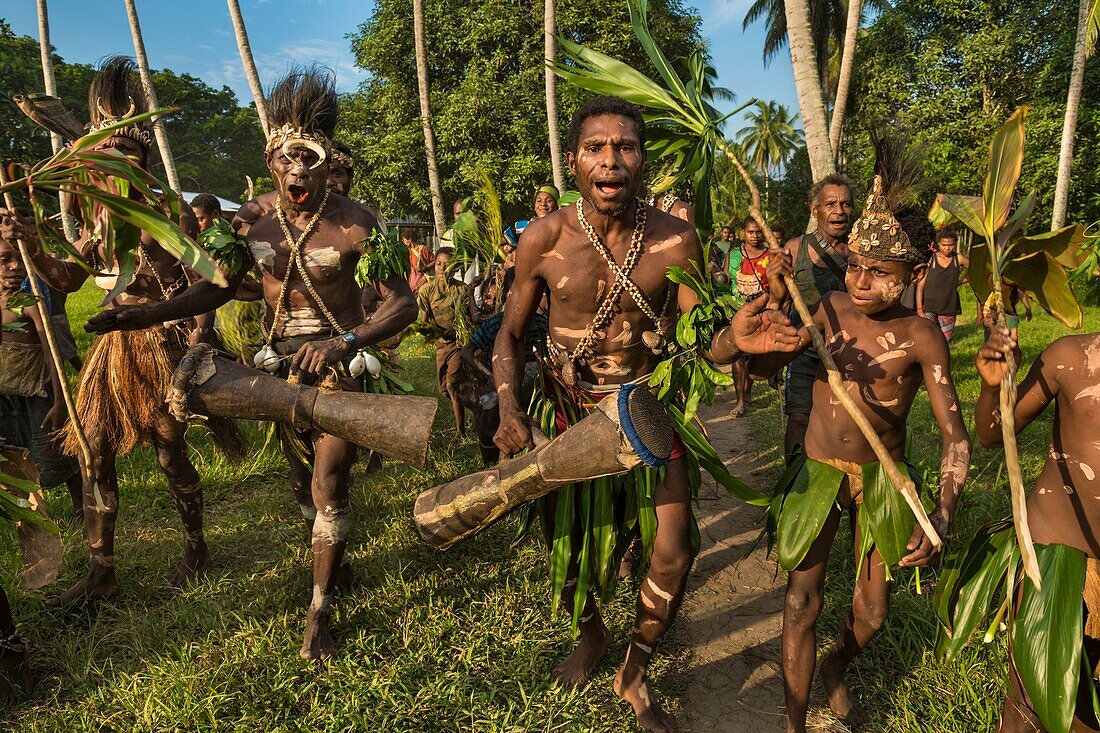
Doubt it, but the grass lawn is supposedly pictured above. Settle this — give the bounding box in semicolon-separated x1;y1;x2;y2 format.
2;282;1096;732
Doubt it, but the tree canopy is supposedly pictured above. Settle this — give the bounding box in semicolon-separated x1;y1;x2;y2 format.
342;0;705;222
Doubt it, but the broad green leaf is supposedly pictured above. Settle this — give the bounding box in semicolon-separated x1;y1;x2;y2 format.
549;483;574;613
933;520;1015;660
983;106;1029;236
1003;251;1083;328
0;489;57;531
998;191;1037;248
861;460;919;575
968;239;994;307
667;404;766;506
575;485;593;625
1010;225;1089;270
637;468;657;556
928;196;960;230
626;0;690;105
592;477;616;594
1014;543;1086;733
776;458;844;571
102;247;137;306
936;193;990;240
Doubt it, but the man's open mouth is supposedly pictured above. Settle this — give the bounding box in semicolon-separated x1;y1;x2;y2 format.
594;180;625;196
288;184;310;204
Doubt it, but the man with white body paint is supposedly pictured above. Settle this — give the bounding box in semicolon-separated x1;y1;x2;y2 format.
85;69;416;660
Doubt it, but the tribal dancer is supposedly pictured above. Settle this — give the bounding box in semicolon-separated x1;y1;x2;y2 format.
936;328;1100;733
87;68;416;659
494;95;792;732
0;57;213;606
726;177;970;732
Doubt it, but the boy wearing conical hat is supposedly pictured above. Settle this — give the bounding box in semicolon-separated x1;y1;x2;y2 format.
729;176;972;732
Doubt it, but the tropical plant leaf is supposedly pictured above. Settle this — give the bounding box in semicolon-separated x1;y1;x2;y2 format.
1002;251;1083;328
776;458;843;571
968;240;994;307
983;106;1029;236
1014;543;1086;733
861;460;919;576
933;520;1015;659
1009;225;1089;270
935;193;990;240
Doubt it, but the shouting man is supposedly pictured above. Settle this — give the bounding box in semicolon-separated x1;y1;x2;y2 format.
493;95;786;732
85;68;416;659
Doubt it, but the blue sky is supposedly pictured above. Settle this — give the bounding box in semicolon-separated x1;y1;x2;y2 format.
4;0;798;125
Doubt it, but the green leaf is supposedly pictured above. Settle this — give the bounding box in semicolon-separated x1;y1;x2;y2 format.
968;240;994;308
1002;251;1083;328
667;405;767;506
983;106;1029;236
1014;543;1086;733
102;247;138;306
861;460;919;575
1010;225;1089;270
592;477;616;594
776;459;844;571
998;191;1037;248
936;193;990;240
933;520;1015;659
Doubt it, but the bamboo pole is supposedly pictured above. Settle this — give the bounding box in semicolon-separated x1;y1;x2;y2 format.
0;165;95;500
717;139;941;549
123;0;181;193
35;0;78;243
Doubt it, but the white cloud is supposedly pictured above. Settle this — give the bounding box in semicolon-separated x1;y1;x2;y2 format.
705;0;755;30
204;37;366;96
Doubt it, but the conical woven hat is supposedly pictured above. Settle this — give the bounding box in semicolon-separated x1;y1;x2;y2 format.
847;175;926;265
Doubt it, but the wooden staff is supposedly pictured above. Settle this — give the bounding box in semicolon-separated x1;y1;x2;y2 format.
123;0;181;193
0;164;95;496
717;141;941;549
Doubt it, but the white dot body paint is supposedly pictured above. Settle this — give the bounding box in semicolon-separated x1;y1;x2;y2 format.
556;276;569;289
312;509;350;546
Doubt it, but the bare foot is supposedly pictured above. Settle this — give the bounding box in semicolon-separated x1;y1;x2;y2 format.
552;623;609;686
169;540;208;588
614;666;676;733
45;566;118;607
300;608;336;661
821;652;864;730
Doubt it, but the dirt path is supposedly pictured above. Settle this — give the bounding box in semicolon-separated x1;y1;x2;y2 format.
677;389;788;733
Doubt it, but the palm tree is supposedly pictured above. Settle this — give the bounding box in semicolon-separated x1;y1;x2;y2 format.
35;0;77;242
544;0;565;193
1051;0;1099;229
736;101;801;211
782;0;834;180
828;0;862;159
123;0;180;192
226;0;271;138
413;0;447;236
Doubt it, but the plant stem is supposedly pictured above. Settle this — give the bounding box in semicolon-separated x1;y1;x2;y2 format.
716;138;941;549
984;593;1009;643
0;166;96;500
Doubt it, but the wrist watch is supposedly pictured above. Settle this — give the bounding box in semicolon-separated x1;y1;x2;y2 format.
340;332;357;351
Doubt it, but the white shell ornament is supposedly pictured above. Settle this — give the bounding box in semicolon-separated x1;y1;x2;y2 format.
365;353;382;379
348;351;367;378
254;344;280;374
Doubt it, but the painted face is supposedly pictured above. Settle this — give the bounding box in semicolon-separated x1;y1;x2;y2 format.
844;252;912;315
268;145;328;212
0;243;26;291
327;165;352;196
566;113;645;216
936;237;957;255
533;191;558;218
812;184;854;240
193;207;216;234
742;220;765;249
434;251;451;281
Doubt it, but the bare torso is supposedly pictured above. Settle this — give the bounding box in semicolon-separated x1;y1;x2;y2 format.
528;202;700;386
236;193;378;338
804;291;955;464
1022;335;1100;557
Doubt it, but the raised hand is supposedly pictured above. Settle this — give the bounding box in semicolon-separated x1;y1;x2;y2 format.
974;326;1019;389
0;209;40;255
765;249;793;307
731;295;802;355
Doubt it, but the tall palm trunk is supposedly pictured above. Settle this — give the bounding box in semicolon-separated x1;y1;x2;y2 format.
544;0;565;193
1051;0;1091;229
123;0;180;192
413;0;447;236
828;0;862;161
784;0;834;182
226;0;270;138
36;0;76;242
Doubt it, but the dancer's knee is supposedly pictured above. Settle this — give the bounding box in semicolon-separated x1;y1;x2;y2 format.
784;584;824;628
